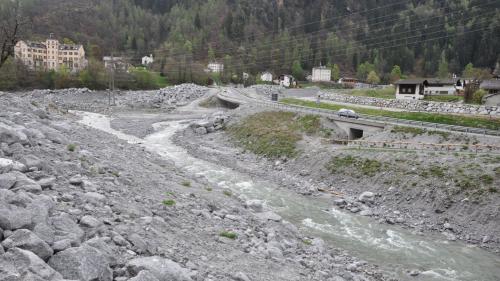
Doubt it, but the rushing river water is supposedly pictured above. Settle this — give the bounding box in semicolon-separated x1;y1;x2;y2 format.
76;111;500;281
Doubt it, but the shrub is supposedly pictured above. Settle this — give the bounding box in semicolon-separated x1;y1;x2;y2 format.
162;199;176;206
302;239;312;245
67;144;76;152
480;174;494;185
181;181;191;187
472;89;486;105
223;190;232;197
219;231;237;239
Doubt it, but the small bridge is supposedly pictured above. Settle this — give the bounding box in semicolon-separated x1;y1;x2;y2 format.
216;89;385;139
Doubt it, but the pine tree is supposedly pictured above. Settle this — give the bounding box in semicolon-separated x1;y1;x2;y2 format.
292;60;304;81
437;53;449;78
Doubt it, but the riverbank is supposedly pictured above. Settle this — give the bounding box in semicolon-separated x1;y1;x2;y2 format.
172;104;500;257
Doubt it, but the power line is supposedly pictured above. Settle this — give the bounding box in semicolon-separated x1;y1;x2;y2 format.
119;0;419;59
125;10;495;71
123;0;497;62
156;26;492;75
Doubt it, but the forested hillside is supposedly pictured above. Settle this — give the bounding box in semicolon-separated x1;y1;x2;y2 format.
2;0;500;86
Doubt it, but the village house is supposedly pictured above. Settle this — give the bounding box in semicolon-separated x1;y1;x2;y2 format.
277;74;296;88
103;56;130;72
260;71;273;82
312;66;331;82
141;54;154;66
338;77;360;88
395;78;466;100
14;34;87;72
207;61;224;73
480;79;500;95
480;79;500;106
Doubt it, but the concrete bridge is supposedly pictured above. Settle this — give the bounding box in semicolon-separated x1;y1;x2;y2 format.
216;88;386;139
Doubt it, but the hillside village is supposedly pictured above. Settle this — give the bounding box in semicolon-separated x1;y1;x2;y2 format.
6;34;500;106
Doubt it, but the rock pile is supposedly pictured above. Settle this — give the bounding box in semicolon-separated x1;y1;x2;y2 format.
190;111;230;135
27;84;209;112
251;85;283;97
0;95;205;281
155;83;208;106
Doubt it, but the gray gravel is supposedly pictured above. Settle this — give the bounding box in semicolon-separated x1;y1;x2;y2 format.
0;88;391;281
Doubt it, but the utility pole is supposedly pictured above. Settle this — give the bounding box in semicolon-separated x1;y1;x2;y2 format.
108;53;116;106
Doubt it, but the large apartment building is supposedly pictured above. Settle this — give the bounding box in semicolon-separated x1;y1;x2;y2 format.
14;35;87;72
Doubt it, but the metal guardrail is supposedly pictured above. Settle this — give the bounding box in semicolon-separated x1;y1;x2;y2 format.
217;89;500;137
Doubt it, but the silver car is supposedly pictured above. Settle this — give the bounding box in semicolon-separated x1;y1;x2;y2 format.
337;108;359;119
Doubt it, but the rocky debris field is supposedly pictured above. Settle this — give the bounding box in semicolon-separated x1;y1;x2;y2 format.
24;84;209;113
174;105;500;254
0;90;391;281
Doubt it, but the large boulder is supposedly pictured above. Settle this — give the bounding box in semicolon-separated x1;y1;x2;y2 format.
48;245;112;281
0;247;63;281
126;256;192;281
20;155;44;170
0;158;26;173
1;229;53;261
358;192;375;204
10;171;42;194
34;213;84;246
0;189;33;230
0;172;17;190
128;270;160;281
0;123;28;145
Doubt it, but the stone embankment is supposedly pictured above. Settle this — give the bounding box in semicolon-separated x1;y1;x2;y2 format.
320;92;500;116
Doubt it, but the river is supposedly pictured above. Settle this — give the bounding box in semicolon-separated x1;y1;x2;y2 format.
75;111;500;281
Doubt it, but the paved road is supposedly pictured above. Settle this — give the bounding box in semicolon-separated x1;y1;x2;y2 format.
217;87;500;137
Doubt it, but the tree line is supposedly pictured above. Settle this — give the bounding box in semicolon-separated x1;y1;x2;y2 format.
1;0;499;90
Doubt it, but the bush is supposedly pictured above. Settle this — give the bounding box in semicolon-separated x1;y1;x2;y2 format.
181;181;191;187
67;144;77;152
162;199;176;206
219;231;237;239
472;89;486;104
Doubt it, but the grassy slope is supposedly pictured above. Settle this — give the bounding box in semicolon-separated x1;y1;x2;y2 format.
281;98;500;130
348;87;396;99
227;112;320;158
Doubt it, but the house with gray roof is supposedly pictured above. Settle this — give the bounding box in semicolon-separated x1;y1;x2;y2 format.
395;78;466;100
480;79;500;106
